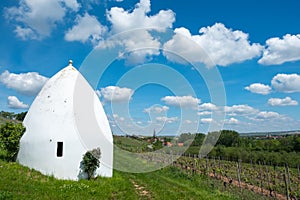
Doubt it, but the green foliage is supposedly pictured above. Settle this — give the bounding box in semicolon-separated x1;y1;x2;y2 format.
152;140;163;150
0;111;14;120
177;132;193;143
0;111;27;122
216;130;239;147
0;122;25;161
82;148;101;180
14;112;27;121
191;133;205;146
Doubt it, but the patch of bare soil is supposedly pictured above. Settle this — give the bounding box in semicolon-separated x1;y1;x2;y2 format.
130;179;152;199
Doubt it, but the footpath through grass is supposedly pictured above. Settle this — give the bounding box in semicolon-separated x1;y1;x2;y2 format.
0;160;269;199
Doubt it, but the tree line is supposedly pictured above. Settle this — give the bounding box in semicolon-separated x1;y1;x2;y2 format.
177;130;300;167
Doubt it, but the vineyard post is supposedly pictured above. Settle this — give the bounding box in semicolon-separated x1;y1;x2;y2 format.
273;170;277;199
283;173;290;200
236;162;242;192
171;150;173;166
258;161;263;195
206;157;209;176
265;163;271;197
239;159;242;174
285;163;291;198
298;165;300;181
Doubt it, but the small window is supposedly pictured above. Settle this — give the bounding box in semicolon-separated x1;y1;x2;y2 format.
57;142;63;157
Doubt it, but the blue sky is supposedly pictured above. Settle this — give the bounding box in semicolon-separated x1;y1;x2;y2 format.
0;0;300;135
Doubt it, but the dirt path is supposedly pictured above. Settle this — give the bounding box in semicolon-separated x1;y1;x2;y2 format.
130;179;152;199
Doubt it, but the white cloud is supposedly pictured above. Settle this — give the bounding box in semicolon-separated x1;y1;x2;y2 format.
156;116;178;124
14;26;37;40
107;0;175;33
98;86;133;102
161;95;200;109
65;13;107;44
200;118;213;123
112;114;125;122
225;117;239;124
197;111;212;116
256;111;281;119
144;105;169;113
271;73;300;93
163;23;263;67
0;70;48;96
225;104;258;116
268;97;298;106
5;0;80;39
245;83;272;95
7;96;29;109
198;103;218;111
184;120;193;124
259;34;300;65
103;30;161;65
101;0;175;65
63;0;81;11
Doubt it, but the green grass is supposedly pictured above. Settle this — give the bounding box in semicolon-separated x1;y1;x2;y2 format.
114;136;148;152
0;160;136;200
0;160;270;200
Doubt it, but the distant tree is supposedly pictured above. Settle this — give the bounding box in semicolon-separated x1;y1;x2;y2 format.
0;122;25;161
217;130;240;147
15;112;27;121
294;136;300;151
178;133;193;143
82;148;101;180
191;133;205;146
0;111;14;120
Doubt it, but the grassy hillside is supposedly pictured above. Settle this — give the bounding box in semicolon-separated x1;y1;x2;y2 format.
114;136;148;152
0;160;269;200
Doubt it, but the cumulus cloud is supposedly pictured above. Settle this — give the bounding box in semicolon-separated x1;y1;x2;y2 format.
163;23;263;67
225;117;239;124
161;95;200;109
5;0;80;39
225;104;258;116
200;118;213;123
255;111;281;119
101;30;161;65
63;0;81;11
156;116;178;124
271;73;300;93
112;114;125;121
0;70;48;96
99;0;175;65
98;86;134;102
245;83;272;95
268;97;298;106
65;13;107;44
259;34;300;65
144;105;169;113
7;96;29;109
198;103;218;111
197;111;212;116
107;0;175;33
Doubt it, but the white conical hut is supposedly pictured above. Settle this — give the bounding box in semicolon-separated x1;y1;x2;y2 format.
17;61;113;180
